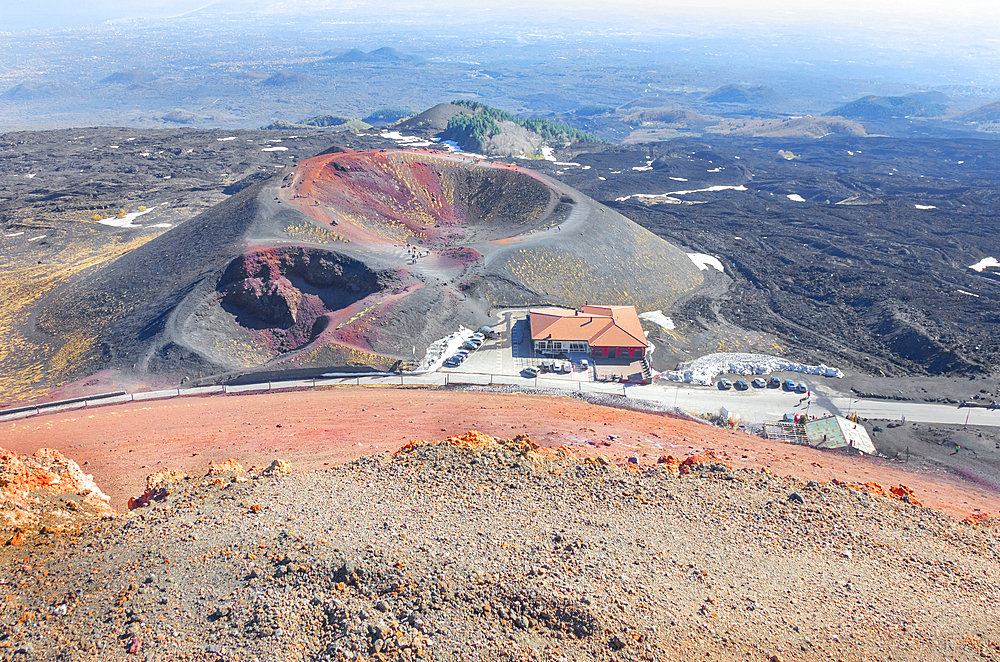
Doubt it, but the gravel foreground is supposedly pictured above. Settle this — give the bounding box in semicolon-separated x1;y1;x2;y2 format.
2;432;999;662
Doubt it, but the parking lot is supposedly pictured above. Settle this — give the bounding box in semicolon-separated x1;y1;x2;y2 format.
440;313;593;380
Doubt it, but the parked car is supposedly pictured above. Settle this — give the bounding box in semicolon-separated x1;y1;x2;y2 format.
443;355;462;367
768;377;781;388
477;325;496;339
580;358;589;369
734;379;749;390
560;361;571;373
523;366;540;377
752;377;767;388
783;379;796;391
470;333;485;342
796;383;808;393
719;379;733;390
461;340;478;350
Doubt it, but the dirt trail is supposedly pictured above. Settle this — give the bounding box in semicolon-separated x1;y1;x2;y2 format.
1;387;997;518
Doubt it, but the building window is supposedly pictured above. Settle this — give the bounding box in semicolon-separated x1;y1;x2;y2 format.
628;348;635;357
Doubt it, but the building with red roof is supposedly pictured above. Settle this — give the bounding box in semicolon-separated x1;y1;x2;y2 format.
528;305;648;359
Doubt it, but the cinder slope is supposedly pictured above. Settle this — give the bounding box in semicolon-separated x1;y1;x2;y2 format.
36;149;704;385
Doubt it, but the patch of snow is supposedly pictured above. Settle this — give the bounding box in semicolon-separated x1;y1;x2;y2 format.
687;253;724;272
598;176;607;181
25;173;35;179
787;194;806;202
554;161;581;166
262;146;289;152
96;207;155;228
616;185;747;202
140;152;151;157
4;232;24;237
658;352;843;385
610;170;621;174
707;167;722;172
669;177;688;182
217;136;237;141
413;327;475;373
147;223;173;228
632;166;653;171
914;204;936;210
969;257;1000;272
163;175;171;179
28;235;46;241
541;146;556;161
958;160;964;164
109;145;119;149
957;289;980;297
639;310;675;331
848;150;854;155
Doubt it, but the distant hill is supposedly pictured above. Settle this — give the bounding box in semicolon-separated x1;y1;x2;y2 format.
826;95;947;120
1;81;74;100
961;101;1000;123
98;69;155;86
261;71;311;87
324;47;424;64
908;91;950;105
162;109;203;124
704;116;867;139
362;107;414;125
703;84;781;106
439;100;602;156
261;115;370;131
395;103;469;133
622;107;710;127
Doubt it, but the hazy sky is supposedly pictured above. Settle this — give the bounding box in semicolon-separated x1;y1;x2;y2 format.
3;0;998;31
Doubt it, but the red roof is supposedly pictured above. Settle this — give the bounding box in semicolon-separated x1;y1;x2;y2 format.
529;305;646;349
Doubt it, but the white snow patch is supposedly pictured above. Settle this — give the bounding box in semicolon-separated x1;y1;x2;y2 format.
687;253;724;272
957;289;980;298
707;167;722;172
787;194;806;202
669;177;688;182
261;146;288;152
598;176;607;181
109;145;119;149
4;232;24;237
632;166;653;171
616;185;747;203
28;235;46;242
658;352;843;385
848;150;855;155
140;152;151;157
639;310;675;331
25;173;35;179
216;136;237;141
96;207;155;228
969;257;1000;272
914;204;937;210
414;327;475;373
541;146;556;161
554;161;581;166
147;223;173;228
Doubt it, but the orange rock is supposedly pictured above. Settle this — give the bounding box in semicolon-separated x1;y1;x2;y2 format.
4;531;24;546
0;446;113;518
962;512;993;525
128;469;187;510
657;455;680;476
263;459;291;476
679;454;729;475
207;459;245;475
889;484;923;507
863;482;885;497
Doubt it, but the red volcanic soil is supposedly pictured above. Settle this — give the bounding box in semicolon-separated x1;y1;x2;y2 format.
1;387;998;519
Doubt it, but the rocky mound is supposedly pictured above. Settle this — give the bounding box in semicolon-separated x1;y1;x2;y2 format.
0;446;113;535
97;69;155;86
326;47;424;64
394;103;472;133
0;81;75;101
1;432;997;661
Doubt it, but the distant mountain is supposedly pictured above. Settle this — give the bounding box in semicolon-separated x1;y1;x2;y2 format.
1;81;74;100
162;109;203;124
261;71;311;87
324;47;424;64
961;101;1000;123
395;103;469;133
362;107;414;126
703;84;781;106
98;69;155;86
261;115;370;131
826;95;947;120
907;91;950;105
622;107;710;127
